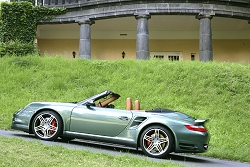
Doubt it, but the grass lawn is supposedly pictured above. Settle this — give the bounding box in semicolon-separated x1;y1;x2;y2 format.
0;55;249;164
0;137;184;167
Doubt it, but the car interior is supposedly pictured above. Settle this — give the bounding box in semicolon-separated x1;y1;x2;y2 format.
94;94;144;111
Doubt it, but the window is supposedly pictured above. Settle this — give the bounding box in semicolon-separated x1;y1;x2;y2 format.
168;55;179;61
191;53;196;61
150;52;183;61
153;55;164;59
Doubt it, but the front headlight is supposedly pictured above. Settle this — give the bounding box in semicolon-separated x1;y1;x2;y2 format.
15;104;32;115
15;109;23;115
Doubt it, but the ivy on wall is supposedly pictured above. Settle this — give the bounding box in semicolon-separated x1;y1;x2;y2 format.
0;1;66;56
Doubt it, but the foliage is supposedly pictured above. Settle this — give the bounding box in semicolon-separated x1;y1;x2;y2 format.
0;1;66;56
0;56;250;163
0;40;38;57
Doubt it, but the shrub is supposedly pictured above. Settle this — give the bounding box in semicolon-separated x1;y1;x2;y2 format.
0;1;66;56
0;40;38;57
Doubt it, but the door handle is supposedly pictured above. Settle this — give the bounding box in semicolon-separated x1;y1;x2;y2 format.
118;116;129;121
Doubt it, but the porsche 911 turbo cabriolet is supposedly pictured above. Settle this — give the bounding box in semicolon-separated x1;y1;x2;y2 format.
11;90;209;158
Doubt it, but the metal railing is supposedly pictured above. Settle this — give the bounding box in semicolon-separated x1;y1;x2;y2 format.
35;0;129;7
36;0;89;6
33;0;250;8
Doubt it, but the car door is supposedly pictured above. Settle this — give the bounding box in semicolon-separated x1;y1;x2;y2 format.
69;105;133;137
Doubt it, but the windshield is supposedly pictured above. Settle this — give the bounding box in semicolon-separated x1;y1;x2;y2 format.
77;90;120;106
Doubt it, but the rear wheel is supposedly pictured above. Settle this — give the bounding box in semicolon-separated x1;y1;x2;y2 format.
32;111;62;141
140;126;174;158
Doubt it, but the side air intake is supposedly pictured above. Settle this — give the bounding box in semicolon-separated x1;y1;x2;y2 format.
130;117;147;128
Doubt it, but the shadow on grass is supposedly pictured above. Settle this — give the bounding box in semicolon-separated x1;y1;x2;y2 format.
13;132;211;164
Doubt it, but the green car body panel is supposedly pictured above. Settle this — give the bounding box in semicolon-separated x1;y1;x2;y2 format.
12;90;209;158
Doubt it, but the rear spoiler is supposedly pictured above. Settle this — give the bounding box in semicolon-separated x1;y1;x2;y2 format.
195;119;208;126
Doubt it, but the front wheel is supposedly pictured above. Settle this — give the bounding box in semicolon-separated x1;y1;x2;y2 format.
140;126;174;158
32;111;62;141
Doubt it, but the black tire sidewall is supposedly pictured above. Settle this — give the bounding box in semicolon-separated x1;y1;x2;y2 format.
140;125;174;158
32;110;62;141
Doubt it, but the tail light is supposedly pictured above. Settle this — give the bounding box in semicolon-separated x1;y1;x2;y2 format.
185;125;207;132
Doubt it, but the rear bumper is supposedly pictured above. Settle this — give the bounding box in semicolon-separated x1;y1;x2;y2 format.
175;131;210;153
175;142;209;153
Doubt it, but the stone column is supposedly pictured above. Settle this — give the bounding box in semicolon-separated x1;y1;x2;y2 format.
135;14;151;60
44;0;49;5
196;14;213;62
78;19;94;59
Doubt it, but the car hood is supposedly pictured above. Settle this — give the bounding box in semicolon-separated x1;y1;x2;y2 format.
28;102;77;107
19;102;77;112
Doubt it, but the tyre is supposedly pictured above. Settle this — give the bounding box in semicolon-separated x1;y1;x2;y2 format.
32;110;62;141
140;126;174;158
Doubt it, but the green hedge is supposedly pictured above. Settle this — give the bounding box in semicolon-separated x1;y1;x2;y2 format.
0;40;38;57
0;1;66;56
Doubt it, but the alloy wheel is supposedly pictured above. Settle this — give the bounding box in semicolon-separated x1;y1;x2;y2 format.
140;126;173;158
32;111;62;140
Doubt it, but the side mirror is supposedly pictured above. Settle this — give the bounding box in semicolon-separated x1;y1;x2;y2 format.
86;102;95;109
107;104;115;108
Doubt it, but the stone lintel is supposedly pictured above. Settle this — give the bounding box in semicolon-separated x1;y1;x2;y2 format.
135;13;151;20
196;13;214;20
76;19;95;25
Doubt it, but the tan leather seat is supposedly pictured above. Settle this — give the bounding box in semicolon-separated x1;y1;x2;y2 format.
126;98;132;110
126;98;145;112
134;100;145;112
134;100;140;110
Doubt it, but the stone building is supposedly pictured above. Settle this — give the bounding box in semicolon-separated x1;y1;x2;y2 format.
36;0;250;63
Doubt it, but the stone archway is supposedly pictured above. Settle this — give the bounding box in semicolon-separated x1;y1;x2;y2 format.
38;1;250;61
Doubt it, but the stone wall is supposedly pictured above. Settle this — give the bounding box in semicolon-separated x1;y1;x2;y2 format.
38;0;250;23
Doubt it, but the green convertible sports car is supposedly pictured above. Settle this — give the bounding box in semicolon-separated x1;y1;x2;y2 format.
11;90;209;158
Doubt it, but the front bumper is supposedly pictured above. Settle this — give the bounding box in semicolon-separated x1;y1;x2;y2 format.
11;111;31;133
